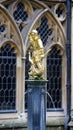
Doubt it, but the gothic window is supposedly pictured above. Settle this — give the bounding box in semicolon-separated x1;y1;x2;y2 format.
25;14;63;110
25;16;53;109
13;2;28;22
13;2;28;31
47;47;62;110
0;44;16;112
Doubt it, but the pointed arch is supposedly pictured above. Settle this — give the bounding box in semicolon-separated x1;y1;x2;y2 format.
0;4;25;56
20;1;66;55
0;0;66;56
0;39;21;54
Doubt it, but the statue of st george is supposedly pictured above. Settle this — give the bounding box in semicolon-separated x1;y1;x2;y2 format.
28;29;51;80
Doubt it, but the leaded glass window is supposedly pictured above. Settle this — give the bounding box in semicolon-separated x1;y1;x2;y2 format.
13;2;28;22
0;44;16;112
37;17;52;46
13;2;28;31
47;47;62;109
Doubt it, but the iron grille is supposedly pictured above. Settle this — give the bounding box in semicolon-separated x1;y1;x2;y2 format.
0;44;16;111
47;47;62;109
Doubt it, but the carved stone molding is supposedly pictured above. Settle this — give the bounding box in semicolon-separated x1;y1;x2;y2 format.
7;0;34;32
0;0;66;57
0;4;24;56
54;3;66;22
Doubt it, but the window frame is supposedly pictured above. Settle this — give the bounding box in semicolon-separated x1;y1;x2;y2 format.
0;41;24;119
45;45;67;117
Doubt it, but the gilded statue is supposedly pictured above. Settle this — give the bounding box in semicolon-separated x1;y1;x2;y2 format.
28;29;51;80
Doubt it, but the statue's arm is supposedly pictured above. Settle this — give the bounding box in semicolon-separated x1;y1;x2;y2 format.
28;51;33;64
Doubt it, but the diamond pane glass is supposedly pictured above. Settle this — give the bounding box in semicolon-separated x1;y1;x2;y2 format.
47;47;62;109
0;44;16;111
37;17;52;46
13;2;28;31
13;2;28;22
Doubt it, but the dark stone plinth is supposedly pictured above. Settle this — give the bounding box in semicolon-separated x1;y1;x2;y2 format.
26;80;47;130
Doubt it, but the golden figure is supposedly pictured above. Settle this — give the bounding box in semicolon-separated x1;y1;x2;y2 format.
28;29;51;80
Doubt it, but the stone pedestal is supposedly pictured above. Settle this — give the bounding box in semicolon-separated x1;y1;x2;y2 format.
26;80;47;130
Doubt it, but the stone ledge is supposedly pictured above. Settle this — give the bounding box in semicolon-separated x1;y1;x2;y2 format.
0;117;27;129
68;120;73;127
46;117;64;126
0;116;65;129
